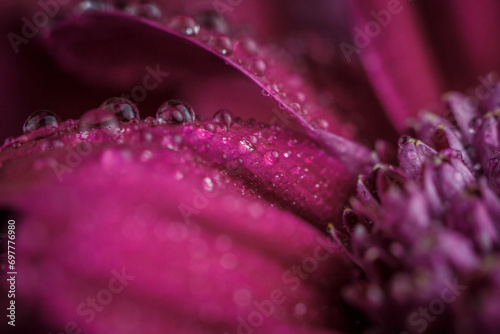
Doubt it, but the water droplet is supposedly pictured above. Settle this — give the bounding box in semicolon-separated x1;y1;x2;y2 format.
74;0;110;14
289;102;301;112
441;148;463;160
287;138;298;147
3;137;16;147
234;37;259;58
100;97;140;121
311;117;328;130
397;135;412;148
156;100;195;124
238;139;254;152
195;10;228;33
202;177;214;192
263;150;279;165
125;0;162;20
79;109;119;131
213;109;234;127
23;110;61;134
169;15;200;36
244;57;266;77
468;117;483;134
261;89;270;97
209;34;233;56
144;116;156;125
266;83;280;95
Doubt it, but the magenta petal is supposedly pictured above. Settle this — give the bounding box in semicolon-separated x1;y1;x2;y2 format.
347;0;444;131
439;0;500;86
0;121;359;333
0;117;357;229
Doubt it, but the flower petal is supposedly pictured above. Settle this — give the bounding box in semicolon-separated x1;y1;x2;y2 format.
347;0;444;131
0;119;360;333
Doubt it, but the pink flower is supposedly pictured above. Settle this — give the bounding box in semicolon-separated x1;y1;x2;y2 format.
0;1;499;334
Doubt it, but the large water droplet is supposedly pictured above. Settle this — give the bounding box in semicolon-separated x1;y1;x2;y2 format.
23;110;61;134
156;100;195;124
125;0;162;20
244;57;266;77
74;0;110;14
234;37;259;58
213;109;234;127
100;97;140;121
209;34;233;56
80;109;119;131
169;15;200;36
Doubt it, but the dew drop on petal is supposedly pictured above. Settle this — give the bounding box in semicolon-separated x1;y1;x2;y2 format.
156;100;195;124
23;110;61;134
74;0;109;14
79;109;119;131
100;97;140;121
397;135;412;148
125;0;162;20
263;150;280;165
169;15;200;36
3;137;16;147
266;83;280;95
209;34;233;56
213;109;234;127
244;57;266;77
468;116;483;134
290;102;301;113
234;37;259;57
238;139;254;152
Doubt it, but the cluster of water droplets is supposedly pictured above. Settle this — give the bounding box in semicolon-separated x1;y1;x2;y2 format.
74;0;163;20
69;0;329;130
3;97;240;150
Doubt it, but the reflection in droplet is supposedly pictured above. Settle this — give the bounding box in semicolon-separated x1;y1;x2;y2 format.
100;97;140;121
74;0;110;14
125;0;162;20
156;100;195;124
234;37;259;58
169;15;200;36
209;34;233;56
23;110;61;134
213;109;234;127
244;57;266;77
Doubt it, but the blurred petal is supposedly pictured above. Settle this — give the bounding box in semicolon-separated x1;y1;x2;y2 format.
347;0;444;131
